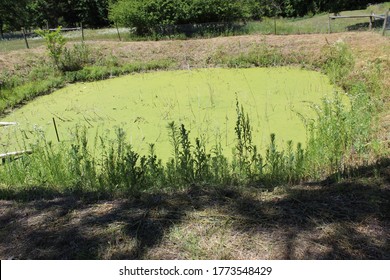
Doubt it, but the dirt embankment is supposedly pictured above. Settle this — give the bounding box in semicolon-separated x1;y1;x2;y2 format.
1;32;389;72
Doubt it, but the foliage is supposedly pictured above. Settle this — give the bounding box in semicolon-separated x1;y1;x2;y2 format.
61;43;93;72
109;0;251;35
0;96;331;194
35;27;66;69
322;41;355;85
226;44;286;67
0;0;385;35
108;0;385;36
232;96;263;181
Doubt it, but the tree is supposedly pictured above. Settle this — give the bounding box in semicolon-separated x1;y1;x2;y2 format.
35;26;66;68
109;0;251;35
75;0;110;27
0;0;32;31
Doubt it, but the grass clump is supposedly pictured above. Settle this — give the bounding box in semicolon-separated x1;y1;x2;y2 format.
214;43;286;68
303;42;379;178
0;98;314;197
35;27;66;69
321;40;355;85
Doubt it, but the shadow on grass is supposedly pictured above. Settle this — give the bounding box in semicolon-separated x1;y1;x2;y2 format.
346;19;384;31
0;159;389;259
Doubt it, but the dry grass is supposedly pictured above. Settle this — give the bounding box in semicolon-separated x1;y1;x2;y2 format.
1;32;389;72
0;159;389;259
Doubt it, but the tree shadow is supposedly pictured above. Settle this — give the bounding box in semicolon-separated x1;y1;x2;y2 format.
0;160;389;259
153;22;248;38
346;19;384;31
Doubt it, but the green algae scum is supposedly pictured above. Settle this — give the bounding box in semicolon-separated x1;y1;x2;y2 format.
0;67;343;160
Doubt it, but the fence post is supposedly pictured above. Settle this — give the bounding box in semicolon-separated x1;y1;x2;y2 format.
81;23;85;42
328;15;332;34
22;27;30;49
116;22;122;41
383;10;389;36
369;13;373;30
274;17;277;35
0;22;4;40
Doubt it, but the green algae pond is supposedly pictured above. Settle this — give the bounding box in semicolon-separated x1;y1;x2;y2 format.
0;67;344;160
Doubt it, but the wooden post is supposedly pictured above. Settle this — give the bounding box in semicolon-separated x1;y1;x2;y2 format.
81;23;85;42
22;27;30;49
0;20;4;40
383;10;389;36
328;15;332;34
116;22;122;41
52;118;60;142
369;13;373;30
274;17;277;35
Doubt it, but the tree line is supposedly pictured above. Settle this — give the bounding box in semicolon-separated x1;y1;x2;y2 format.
0;0;383;36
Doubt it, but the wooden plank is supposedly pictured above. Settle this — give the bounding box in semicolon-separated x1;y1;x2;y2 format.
329;15;373;19
48;27;81;32
0;150;32;159
329;13;385;20
373;15;386;20
0;122;17;126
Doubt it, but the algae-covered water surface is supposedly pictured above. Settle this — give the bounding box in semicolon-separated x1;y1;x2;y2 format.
1;68;342;159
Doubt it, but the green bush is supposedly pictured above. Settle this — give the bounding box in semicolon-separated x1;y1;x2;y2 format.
109;0;251;35
322;41;355;85
35;27;66;69
60;43;93;72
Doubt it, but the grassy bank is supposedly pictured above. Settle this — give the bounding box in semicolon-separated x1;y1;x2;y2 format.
0;43;175;115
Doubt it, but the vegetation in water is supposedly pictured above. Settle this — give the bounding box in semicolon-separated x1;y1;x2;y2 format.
0;67;337;162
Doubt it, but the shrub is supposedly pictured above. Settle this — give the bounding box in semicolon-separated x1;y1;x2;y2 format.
109;0;250;35
35;27;66;69
322;41;354;85
60;43;93;72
